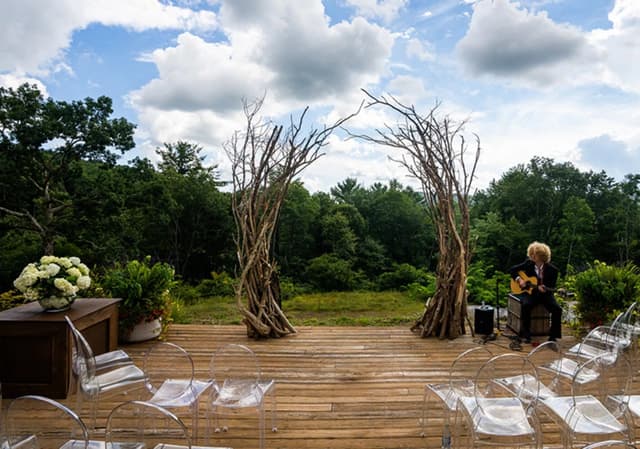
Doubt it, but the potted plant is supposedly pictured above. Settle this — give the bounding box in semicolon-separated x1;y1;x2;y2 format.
102;256;176;342
13;255;92;312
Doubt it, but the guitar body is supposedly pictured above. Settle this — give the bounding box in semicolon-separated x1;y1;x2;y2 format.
510;271;539;295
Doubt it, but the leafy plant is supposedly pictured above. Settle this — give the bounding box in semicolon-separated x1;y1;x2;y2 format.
101;256;177;336
574;261;640;326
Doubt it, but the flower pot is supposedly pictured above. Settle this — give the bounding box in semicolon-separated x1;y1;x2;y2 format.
121;318;162;343
37;295;76;312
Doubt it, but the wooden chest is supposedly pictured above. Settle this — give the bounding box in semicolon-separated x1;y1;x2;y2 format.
507;293;550;336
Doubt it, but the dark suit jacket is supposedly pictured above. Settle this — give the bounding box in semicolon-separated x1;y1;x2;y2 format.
509;258;558;291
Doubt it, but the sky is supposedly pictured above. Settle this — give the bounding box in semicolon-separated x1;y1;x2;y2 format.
1;0;639;193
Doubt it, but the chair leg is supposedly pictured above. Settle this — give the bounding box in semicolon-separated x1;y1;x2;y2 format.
269;385;278;432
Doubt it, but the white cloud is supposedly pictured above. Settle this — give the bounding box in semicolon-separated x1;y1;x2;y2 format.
343;0;409;22
456;0;597;87
0;73;48;95
406;38;435;62
0;0;216;75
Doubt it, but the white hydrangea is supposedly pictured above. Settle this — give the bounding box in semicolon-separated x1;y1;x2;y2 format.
13;255;92;309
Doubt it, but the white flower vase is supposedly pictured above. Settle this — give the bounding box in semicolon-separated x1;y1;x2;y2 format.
38;295;76;312
122;318;162;343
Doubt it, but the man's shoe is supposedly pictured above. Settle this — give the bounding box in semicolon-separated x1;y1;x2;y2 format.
548;336;557;342
523;337;532;344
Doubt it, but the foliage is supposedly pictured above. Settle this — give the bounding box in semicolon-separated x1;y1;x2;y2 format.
574;261;640;326
101;256;177;335
195;271;236;298
0;83;135;255
304;254;361;291
0;289;29;312
376;263;433;291
13;256;91;306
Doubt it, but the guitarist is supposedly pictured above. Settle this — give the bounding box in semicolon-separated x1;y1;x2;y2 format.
509;241;562;344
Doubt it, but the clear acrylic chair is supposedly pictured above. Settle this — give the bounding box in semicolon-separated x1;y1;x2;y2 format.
142;342;212;442
207;344;277;449
494;340;565;401
4;395;96;449
454;353;543;449
567;325;627;364
540;352;634;448
421;346;493;444
106;400;231;449
68;316;146;434
65;316;133;373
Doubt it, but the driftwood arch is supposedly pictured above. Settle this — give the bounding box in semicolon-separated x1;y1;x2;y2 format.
227;98;357;338
351;90;480;339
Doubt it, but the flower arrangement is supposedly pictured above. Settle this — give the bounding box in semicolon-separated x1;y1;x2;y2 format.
13;256;92;310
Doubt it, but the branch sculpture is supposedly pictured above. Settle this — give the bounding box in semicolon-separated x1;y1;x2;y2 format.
227;97;358;338
350;90;480;338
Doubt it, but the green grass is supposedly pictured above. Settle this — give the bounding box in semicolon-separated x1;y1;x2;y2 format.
173;291;426;326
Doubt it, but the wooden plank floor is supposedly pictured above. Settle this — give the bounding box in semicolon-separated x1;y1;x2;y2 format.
94;325;590;449
8;324;635;449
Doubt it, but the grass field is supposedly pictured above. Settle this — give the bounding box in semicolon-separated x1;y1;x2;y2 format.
173;290;426;326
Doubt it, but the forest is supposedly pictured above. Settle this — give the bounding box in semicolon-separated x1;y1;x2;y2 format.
1;84;639;301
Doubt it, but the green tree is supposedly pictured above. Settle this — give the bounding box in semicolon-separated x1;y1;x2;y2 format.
0;83;135;254
555;196;596;271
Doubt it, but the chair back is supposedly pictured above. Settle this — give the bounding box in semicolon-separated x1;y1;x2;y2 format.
476;353;540;408
527;340;565;396
106;400;190;449
143;342;195;400
65;316;98;385
210;344;261;393
448;346;492;384
5;395;89;449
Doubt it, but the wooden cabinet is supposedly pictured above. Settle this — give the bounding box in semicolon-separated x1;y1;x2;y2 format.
0;297;121;399
506;293;550;336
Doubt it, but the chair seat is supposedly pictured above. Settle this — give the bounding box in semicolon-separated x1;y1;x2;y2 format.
567;343;620;363
426;380;475;411
542;395;627;435
458;396;535;436
213;379;269;408
94;349;133;371
493;373;558;401
156;445;233;449
541;358;600;384
83;364;146;396
150;379;213;407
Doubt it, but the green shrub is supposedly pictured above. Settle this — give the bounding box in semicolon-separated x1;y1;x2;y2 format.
304;254;359;291
195;271;236;297
101;256;177;335
574;261;640;326
376;263;432;291
405;281;435;302
0;289;29;311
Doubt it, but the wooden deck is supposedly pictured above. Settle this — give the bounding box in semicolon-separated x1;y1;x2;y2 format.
6;324;634;449
104;325;585;448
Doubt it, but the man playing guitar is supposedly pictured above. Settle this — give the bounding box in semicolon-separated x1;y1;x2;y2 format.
509;241;562;344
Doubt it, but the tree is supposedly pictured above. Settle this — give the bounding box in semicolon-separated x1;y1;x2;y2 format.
350;91;480;339
227;97;357;338
0;83;135;254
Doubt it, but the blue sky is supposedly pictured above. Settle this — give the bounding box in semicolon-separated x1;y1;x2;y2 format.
1;0;638;192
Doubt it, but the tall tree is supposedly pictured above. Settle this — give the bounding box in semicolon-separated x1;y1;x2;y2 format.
0;83;135;254
350;91;480;339
228;97;357;338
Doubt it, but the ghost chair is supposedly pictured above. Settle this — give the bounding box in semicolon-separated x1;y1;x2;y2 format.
4;395;99;449
420;346;493;444
142;342;212;443
493;340;565;402
65;317;133;374
68;317;146;435
540;352;634;449
567;325;629;364
454;353;543;449
207;344;276;449
106;401;231;449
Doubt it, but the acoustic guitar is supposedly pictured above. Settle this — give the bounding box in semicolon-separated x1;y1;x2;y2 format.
510;271;555;295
